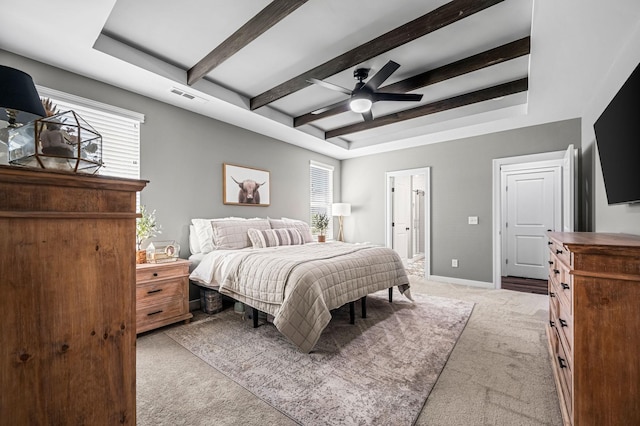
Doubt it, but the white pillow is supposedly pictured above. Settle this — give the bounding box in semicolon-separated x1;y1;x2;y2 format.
189;224;202;254
281;217;314;243
248;228;304;249
191;217;242;253
212;218;271;250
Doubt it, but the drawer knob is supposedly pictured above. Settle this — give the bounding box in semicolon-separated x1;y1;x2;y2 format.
147;310;163;316
548;241;553;245
147;289;163;294
153;272;158;277
553;269;560;275
557;356;568;369
559;318;568;328
549;320;555;327
561;282;570;290
548;260;554;265
550;292;556;298
556;249;563;255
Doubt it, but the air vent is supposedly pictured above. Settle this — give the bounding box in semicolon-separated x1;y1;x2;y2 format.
169;87;205;102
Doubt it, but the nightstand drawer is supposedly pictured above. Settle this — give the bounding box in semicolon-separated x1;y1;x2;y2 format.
136;262;189;282
136;296;185;327
136;277;186;306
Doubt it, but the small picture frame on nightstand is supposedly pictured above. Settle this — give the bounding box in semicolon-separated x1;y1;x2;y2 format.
146;240;180;263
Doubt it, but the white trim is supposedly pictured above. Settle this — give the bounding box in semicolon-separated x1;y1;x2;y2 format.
492;149;566;289
36;85;145;123
428;275;494;289
385;167;431;278
309;160;334;171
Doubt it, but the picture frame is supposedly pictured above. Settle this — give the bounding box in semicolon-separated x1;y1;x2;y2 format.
223;163;270;206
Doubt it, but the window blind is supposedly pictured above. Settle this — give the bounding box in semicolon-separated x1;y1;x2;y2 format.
310;161;334;239
36;86;143;180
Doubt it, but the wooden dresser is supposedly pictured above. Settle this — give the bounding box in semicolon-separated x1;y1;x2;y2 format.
546;232;640;425
136;259;192;333
0;165;146;424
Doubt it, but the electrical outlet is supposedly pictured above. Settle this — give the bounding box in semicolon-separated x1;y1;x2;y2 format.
468;216;478;225
452;259;459;268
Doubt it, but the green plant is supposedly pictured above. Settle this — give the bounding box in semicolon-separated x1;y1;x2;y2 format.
312;212;330;236
136;205;161;250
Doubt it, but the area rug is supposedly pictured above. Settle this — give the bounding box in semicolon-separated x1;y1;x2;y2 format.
165;291;474;426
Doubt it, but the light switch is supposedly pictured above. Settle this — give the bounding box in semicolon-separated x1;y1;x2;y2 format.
468;216;479;225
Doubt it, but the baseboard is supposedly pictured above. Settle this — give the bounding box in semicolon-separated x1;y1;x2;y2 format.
428;275;495;289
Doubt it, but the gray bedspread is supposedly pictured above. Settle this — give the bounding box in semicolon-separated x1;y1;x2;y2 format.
216;242;410;352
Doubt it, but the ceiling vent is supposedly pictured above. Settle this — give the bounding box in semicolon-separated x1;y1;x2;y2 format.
169;87;206;103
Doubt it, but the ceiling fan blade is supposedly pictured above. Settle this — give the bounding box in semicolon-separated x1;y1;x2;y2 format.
307;78;352;95
362;110;373;122
373;92;423;102
363;60;400;91
311;99;350;115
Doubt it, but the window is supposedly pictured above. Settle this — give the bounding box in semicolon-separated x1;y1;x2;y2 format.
310;161;334;239
36;86;143;180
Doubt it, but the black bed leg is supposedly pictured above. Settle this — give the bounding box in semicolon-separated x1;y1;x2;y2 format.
349;301;355;324
389;287;393;303
361;296;367;318
252;307;259;328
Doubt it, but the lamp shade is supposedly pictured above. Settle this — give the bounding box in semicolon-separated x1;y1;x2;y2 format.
332;203;351;217
0;65;46;124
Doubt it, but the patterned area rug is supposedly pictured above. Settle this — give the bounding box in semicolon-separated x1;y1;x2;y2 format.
165;291;473;426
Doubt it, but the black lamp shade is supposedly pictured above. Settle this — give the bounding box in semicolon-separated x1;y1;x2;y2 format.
0;65;46;123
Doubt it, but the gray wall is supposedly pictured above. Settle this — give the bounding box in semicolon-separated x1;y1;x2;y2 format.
341;119;581;283
1;50;341;299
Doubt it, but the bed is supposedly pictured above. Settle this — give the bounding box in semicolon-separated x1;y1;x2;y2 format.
188;217;411;353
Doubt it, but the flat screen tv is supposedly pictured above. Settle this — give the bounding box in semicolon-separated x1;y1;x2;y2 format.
594;61;640;205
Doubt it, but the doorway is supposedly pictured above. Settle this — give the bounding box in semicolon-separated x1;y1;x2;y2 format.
385;167;431;278
492;146;576;289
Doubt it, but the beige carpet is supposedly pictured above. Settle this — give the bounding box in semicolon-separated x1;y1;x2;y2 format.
163;291;473;425
136;276;562;425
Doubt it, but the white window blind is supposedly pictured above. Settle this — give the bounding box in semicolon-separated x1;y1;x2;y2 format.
310;161;334;240
36;86;143;180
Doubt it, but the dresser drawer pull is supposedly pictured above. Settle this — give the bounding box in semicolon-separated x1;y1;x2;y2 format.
147;289;163;294
548;260;554;265
147;310;163;316
548;241;553;245
153;272;159;277
553;269;560;275
549;320;555;327
550;292;556;298
559;318;568;328
557;356;568;369
556;249;563;255
561;282;570;290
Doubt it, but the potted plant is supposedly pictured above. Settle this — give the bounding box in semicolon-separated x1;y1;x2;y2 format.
312;212;330;243
136;205;161;263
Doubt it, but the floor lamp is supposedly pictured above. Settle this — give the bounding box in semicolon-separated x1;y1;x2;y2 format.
332;203;351;242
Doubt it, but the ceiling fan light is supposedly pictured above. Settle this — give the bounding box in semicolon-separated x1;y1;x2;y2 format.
349;97;372;113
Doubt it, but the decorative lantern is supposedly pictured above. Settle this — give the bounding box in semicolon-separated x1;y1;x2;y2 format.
8;110;102;174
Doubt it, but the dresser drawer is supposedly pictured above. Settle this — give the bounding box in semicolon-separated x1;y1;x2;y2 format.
136;277;186;307
549;239;572;268
136;262;189;282
555;334;573;420
136;296;186;329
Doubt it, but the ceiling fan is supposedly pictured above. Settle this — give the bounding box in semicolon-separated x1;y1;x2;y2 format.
308;60;423;121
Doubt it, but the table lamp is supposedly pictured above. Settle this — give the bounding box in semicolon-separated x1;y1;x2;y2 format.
332;203;351;242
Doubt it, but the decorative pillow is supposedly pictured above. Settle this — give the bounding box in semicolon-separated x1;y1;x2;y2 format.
191;217;247;253
248;228;304;249
279;217;314;243
211;218;271;250
268;217;286;229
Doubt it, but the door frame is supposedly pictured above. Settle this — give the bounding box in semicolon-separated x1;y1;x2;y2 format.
385;167;431;278
492;150;567;288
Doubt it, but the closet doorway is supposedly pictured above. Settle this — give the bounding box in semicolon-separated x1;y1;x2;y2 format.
385;167;431;278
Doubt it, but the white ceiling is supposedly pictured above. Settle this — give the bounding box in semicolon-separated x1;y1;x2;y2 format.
1;1;640;160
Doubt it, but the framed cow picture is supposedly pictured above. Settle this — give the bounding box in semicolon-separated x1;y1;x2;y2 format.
223;163;270;206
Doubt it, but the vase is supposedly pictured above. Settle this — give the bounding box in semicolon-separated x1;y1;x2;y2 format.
318;235;326;243
136;250;147;264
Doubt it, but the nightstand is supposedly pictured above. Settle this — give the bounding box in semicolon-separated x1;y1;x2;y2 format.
136;259;193;333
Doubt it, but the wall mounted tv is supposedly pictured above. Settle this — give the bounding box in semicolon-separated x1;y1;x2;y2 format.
594;61;640;205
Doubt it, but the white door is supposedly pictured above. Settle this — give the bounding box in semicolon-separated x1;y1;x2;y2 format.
392;175;411;261
563;144;576;232
505;169;558;280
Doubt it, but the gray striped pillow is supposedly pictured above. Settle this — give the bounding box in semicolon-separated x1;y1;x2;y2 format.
248;228;304;249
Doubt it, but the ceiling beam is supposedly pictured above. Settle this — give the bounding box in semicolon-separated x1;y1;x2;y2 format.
294;36;530;127
187;0;309;86
324;78;528;139
250;0;504;110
